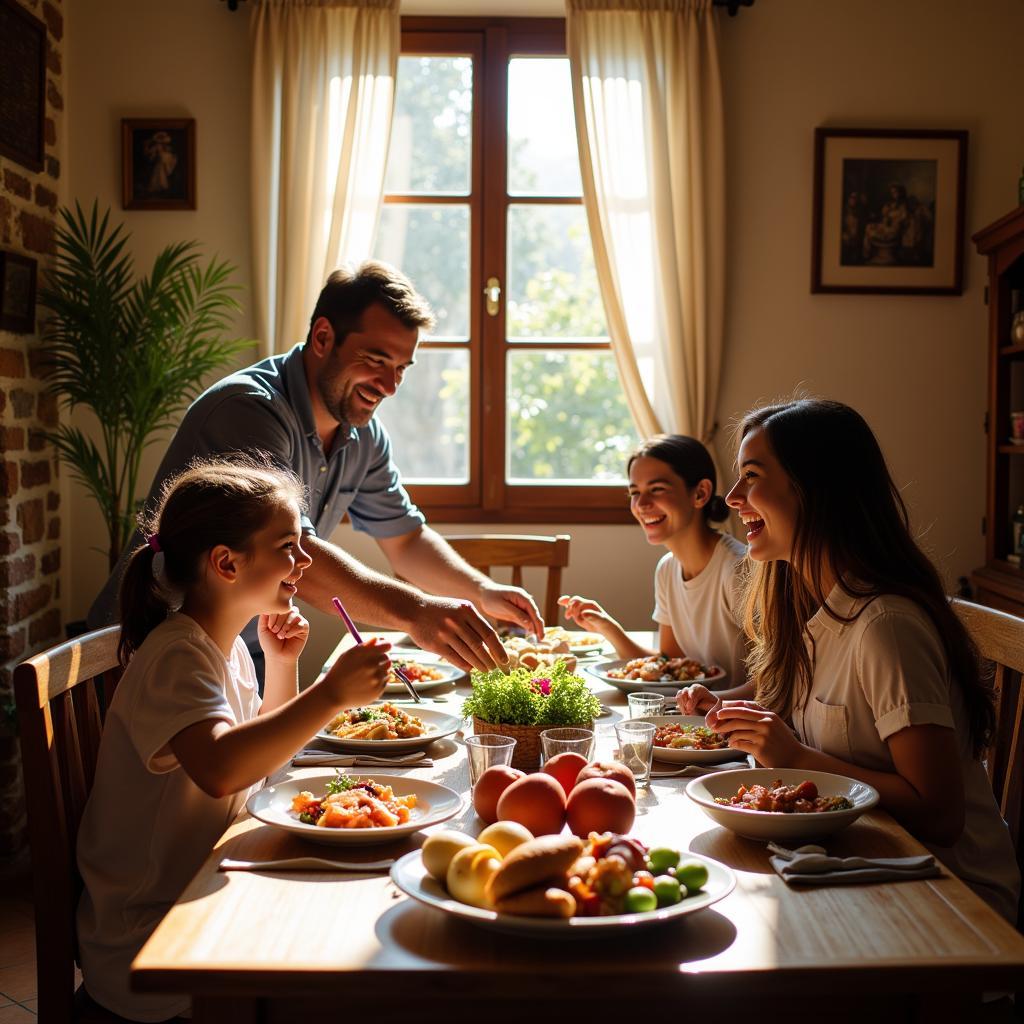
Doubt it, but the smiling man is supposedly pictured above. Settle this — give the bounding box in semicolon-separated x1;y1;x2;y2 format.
89;261;542;678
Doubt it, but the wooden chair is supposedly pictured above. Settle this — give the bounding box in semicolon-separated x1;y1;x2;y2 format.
443;533;570;625
14;626;124;1024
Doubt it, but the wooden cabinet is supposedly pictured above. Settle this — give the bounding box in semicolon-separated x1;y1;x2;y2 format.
971;206;1024;615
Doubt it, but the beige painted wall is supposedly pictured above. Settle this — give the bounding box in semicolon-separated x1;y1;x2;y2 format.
62;0;1024;682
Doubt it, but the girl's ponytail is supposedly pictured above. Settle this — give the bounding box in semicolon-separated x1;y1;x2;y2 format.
704;494;730;523
117;539;173;665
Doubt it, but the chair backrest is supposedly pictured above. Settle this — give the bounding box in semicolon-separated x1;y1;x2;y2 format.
443;534;570;625
952;599;1024;845
14;626;122;1024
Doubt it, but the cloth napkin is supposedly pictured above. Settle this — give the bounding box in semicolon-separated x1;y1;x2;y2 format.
291;749;433;768
767;842;940;886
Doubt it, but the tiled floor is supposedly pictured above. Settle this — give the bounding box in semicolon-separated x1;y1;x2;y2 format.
0;869;37;1020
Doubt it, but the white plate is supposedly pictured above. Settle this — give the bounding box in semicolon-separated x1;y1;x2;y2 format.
383;659;466;696
390;848;735;938
317;706;463;753
646;715;742;765
246;773;464;846
686;768;880;842
587;659;726;694
542;628;608;656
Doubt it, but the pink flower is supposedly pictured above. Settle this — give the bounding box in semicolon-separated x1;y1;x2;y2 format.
530;676;552;696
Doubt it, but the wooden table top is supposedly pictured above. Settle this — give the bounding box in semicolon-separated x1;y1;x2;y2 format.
132;634;1024;1004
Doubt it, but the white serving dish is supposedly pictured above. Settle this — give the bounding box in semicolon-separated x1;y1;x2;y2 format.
389;848;735;938
317;706;463;753
646;715;743;765
685;768;879;841
587;659;725;694
246;773;463;846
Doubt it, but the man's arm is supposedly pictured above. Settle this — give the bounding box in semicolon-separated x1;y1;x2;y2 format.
375;526;544;638
295;533;510;673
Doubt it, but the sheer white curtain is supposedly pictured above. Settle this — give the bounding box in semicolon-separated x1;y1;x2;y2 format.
251;0;399;355
566;0;725;453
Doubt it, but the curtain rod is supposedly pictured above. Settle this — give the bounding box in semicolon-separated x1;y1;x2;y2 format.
223;0;754;13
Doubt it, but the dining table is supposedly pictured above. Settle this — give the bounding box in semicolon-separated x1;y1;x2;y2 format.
131;632;1024;1023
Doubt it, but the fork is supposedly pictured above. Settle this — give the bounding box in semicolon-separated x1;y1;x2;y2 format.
219;856;395;872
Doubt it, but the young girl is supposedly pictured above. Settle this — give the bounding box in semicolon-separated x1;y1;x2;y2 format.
76;456;392;1022
692;398;1019;922
559;434;750;693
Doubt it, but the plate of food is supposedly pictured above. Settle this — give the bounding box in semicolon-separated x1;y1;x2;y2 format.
686;768;880;841
542;626;607;656
382;658;466;696
646;715;742;764
587;656;725;693
317;703;463;752
390;831;735;938
246;772;464;846
501;635;578;674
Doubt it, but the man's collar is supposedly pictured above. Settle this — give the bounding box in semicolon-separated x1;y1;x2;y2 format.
283;344;359;448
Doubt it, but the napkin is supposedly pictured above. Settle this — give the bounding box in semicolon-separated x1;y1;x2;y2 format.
291;749;433;768
767;842;940;886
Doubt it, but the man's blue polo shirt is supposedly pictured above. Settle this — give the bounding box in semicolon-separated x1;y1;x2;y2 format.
88;344;425;642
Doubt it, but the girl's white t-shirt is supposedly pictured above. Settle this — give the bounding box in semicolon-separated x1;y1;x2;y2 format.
652;532;749;688
799;586;1020;923
76;613;262;1022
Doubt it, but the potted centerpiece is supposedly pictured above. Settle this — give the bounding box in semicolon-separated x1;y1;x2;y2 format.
462;662;602;770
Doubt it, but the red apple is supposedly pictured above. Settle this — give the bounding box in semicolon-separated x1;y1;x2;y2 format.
576;759;636;799
473;765;526;824
541;751;589;797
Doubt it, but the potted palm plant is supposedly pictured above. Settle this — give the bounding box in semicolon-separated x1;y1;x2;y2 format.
38;201;252;570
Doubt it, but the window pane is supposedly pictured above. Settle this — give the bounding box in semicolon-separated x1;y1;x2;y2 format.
385;57;472;195
376;348;470;483
507;58;581;197
506;204;607;341
374;204;470;339
506;350;637;483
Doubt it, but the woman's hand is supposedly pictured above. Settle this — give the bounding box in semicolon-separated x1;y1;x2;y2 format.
708;700;807;768
321;637;392;708
258;609;309;664
558;594;617;634
676;684;719;716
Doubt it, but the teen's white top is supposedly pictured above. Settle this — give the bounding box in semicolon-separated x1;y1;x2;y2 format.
76;613;262;1021
797;585;1019;923
652;532;748;688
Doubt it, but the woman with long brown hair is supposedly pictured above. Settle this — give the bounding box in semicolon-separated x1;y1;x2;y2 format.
701;398;1018;922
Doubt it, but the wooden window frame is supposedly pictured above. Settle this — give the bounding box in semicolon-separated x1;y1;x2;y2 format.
393;17;634;525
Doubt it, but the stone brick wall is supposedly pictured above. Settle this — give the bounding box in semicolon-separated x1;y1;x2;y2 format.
0;0;64;864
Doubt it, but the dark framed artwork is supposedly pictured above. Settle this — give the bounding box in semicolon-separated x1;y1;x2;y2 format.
0;0;47;172
121;118;196;210
0;251;38;334
811;128;967;295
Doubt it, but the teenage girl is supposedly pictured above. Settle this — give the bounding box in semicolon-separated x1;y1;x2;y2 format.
76;457;392;1022
688;399;1019;922
559;434;750;693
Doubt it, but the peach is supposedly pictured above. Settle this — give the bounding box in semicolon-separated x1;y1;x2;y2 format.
541;751;589;797
576;759;637;798
496;773;567;836
566;778;636;838
473;765;526;824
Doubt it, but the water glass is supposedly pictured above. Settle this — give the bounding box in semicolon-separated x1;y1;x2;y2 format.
627;691;665;719
540;727;595;764
613;720;656;788
465;734;517;785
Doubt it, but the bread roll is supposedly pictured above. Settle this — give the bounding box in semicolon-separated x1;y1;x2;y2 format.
495;885;576;918
485;834;583;903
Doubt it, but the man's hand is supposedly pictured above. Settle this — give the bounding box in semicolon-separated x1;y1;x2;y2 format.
258;609;309;664
478;581;544;638
404;596;511;673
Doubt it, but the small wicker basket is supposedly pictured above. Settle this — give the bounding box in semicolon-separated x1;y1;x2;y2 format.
471;718;594;771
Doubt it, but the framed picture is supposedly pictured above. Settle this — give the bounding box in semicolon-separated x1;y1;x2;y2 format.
0;0;46;172
0;251;38;334
121;118;196;210
811;128;967;295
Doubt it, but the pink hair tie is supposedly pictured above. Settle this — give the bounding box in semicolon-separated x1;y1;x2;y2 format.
146;533;162;552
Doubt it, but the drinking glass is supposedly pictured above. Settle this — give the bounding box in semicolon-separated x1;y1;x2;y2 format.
540;727;595;764
627;692;665;719
614;720;656;788
465;734;517;785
